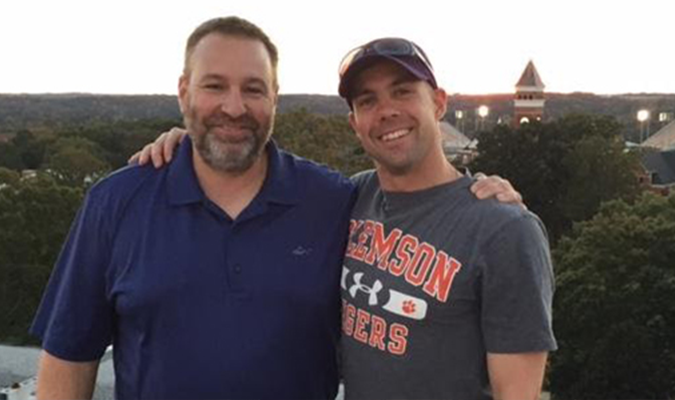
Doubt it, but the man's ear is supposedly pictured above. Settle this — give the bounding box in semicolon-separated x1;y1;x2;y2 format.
271;89;279;107
433;88;448;120
177;74;189;114
273;81;280;104
348;111;362;140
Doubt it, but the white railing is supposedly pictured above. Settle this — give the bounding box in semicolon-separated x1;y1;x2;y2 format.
0;346;113;400
0;377;36;400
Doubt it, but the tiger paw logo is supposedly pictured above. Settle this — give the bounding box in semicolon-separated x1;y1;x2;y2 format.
402;300;416;315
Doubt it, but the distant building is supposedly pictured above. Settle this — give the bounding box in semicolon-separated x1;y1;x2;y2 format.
658;111;674;124
20;170;37;180
440;121;477;166
640;148;675;195
642;119;675;150
513;61;545;128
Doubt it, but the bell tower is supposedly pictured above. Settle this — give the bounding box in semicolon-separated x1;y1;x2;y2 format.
514;60;545;128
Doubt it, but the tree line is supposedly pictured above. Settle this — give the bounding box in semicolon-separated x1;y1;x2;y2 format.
3;92;675;141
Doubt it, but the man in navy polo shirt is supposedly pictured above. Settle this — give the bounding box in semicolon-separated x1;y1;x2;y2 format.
30;17;354;399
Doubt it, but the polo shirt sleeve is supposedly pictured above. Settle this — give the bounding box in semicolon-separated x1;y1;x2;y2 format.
30;187;114;362
480;212;557;354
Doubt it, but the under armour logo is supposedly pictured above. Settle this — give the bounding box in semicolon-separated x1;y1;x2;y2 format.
349;272;383;306
341;267;428;320
292;246;312;256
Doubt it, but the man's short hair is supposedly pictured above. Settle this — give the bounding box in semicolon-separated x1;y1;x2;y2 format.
183;16;279;90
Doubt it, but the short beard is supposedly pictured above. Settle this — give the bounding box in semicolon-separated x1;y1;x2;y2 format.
194;129;261;174
188;112;272;174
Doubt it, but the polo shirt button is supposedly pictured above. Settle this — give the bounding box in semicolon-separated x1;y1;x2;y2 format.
233;264;242;274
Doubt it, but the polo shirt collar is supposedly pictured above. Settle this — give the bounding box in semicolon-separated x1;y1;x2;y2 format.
166;136;202;206
258;138;300;206
167;135;300;207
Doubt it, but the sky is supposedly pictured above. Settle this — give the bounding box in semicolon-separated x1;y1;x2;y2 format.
0;0;673;96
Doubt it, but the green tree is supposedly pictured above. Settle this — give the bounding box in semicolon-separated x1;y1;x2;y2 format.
0;167;20;186
560;134;641;223
68;118;182;169
12;129;47;169
44;137;111;187
0;175;83;344
274;109;371;177
470;114;642;242
0;142;24;170
549;193;675;399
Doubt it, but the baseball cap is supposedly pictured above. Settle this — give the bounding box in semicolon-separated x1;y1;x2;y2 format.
338;37;438;107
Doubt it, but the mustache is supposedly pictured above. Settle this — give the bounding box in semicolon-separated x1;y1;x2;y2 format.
204;113;259;131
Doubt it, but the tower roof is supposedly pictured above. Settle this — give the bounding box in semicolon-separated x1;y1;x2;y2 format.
516;60;545;89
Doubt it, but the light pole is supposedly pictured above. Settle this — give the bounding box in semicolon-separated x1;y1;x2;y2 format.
477;105;489;132
637;109;650;143
455;110;464;132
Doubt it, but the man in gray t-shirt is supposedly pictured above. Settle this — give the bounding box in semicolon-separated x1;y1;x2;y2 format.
341;172;555;399
337;37;556;399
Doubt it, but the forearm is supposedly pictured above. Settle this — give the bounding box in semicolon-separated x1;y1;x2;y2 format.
487;352;548;400
36;350;99;400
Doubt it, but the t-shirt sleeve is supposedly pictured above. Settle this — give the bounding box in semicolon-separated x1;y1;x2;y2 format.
30;188;114;362
480;212;557;353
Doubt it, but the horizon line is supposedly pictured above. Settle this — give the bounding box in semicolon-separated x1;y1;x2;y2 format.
2;91;675;97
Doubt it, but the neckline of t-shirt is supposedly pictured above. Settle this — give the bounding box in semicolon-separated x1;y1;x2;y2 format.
381;175;473;208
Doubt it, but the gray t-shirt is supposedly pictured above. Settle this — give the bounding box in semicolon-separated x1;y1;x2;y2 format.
340;171;557;400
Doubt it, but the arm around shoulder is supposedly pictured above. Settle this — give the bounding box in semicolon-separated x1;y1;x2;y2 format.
36;350;99;400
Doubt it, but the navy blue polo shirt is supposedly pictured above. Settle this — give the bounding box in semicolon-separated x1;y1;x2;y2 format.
31;137;356;399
